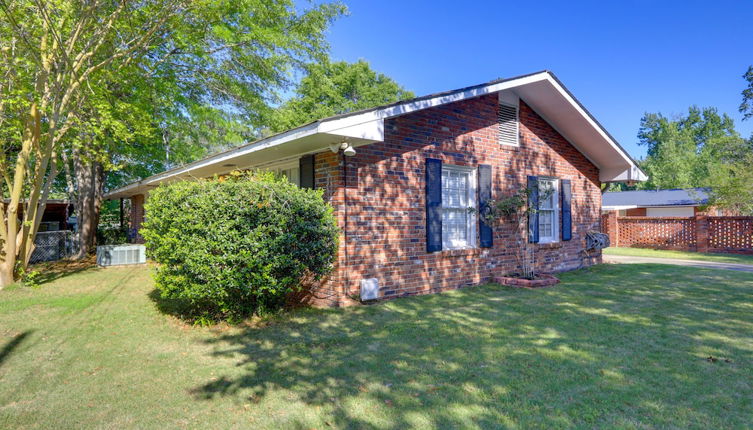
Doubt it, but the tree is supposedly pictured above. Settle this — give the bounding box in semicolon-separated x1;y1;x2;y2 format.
72;0;344;258
705;140;753;215
636;106;743;190
267;60;414;132
740;66;753;120
0;0;344;285
0;0;189;287
637;102;753;213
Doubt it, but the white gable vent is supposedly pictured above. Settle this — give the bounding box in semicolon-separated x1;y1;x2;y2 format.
497;91;519;147
96;244;146;266
498;102;519;146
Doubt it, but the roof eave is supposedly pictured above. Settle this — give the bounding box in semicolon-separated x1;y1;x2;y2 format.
106;70;645;198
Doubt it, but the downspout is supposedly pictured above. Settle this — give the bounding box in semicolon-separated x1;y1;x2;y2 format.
342;151;350;302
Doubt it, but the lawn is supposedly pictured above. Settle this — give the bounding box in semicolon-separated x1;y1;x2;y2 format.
604;246;753;265
1;263;753;429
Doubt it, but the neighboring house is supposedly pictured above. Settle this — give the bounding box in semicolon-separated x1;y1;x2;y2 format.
603;188;729;217
4;199;73;232
4;199;77;263
105;70;646;306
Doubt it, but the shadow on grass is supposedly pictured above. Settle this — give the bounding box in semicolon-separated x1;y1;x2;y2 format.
31;255;98;285
147;288;198;322
185;263;753;428
0;330;33;369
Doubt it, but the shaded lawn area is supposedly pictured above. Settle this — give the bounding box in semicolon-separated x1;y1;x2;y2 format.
604;246;753;265
1;263;753;429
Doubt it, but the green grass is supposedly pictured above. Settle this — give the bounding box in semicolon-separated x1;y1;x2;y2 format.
604;246;753;265
1;263;753;429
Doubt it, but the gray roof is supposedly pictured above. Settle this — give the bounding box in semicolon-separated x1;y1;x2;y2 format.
603;188;709;208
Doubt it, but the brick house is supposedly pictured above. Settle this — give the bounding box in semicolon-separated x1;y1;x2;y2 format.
106;71;646;306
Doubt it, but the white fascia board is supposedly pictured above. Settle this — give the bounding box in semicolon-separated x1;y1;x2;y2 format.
602;205;639;211
329;119;385;142
318;73;551;134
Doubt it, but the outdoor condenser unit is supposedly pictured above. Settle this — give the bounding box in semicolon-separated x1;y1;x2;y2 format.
96;244;147;266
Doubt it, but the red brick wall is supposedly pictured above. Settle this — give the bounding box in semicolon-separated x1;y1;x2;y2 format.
310;94;603;306
602;211;617;246
626;208;646;216
130;194;145;243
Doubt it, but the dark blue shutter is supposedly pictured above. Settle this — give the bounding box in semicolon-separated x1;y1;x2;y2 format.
299;154;315;189
561;179;572;241
426;158;442;252
478;164;493;248
527;175;539;243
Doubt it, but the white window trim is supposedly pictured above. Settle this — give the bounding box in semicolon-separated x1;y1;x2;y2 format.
441;164;477;250
538;177;559;244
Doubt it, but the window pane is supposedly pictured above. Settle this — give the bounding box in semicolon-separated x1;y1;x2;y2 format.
442;169;472;209
280;167;300;186
538;179;555;209
539;210;554;238
443;209;468;242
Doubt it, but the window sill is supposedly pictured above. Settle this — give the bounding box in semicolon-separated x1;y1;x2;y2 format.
537;241;563;250
437;246;483;257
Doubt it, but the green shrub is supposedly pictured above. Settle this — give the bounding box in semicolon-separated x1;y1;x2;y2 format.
96;225;129;245
141;171;339;321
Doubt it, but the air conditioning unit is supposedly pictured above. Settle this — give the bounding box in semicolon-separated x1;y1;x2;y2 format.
96;244;147;266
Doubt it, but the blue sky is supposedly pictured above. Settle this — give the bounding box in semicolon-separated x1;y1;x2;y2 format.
324;0;753;159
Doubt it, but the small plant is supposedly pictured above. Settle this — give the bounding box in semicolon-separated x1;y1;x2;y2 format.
476;186;552;279
22;270;42;289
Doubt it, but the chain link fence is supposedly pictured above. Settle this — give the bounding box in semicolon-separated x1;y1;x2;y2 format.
29;231;79;264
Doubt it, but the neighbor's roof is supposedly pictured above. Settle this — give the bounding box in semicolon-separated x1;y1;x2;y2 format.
603;188;709;210
105;70;647;199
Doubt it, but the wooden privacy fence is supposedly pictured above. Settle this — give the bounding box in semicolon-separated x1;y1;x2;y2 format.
601;212;753;254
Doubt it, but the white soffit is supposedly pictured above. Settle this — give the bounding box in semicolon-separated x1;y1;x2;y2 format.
513;78;646;183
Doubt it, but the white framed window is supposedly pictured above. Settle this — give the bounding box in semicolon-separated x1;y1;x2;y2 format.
538;178;559;243
258;159;300;186
441;164;477;249
278;165;300;185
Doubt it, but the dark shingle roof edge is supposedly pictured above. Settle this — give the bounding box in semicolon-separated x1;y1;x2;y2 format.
603;188;710;207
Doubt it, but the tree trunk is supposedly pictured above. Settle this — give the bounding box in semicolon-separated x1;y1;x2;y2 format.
0;262;14;288
73;151;105;259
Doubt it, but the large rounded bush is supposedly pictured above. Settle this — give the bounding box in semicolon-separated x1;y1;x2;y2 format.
141;171;339;320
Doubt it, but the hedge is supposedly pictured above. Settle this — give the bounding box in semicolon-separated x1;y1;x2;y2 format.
141;171;339;321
